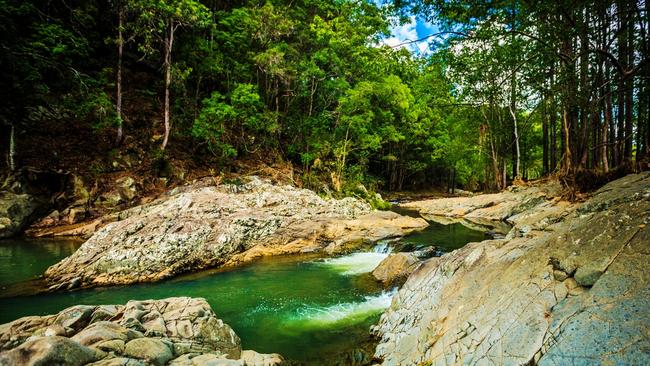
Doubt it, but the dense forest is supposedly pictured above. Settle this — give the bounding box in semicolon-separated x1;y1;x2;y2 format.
1;0;648;195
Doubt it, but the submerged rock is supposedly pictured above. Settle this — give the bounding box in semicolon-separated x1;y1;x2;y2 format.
45;176;427;289
0;297;279;366
372;173;650;365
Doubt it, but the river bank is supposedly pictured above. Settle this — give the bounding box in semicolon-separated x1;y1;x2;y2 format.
372;172;650;365
2;174;648;365
0;219;487;365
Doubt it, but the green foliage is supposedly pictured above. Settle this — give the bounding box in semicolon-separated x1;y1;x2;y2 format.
192;84;277;160
2;0;544;195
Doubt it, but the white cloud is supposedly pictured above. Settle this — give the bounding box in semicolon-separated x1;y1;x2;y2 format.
378;16;430;56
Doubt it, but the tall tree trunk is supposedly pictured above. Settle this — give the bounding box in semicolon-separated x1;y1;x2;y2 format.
578;5;590;171
550;67;557;172
562;107;573;174
509;74;520;179
616;1;627;165
542;93;549;175
451;166;456;194
161;21;175;151
603;78;613;173
8;124;16;172
116;3;124;145
490;137;500;190
624;8;634;163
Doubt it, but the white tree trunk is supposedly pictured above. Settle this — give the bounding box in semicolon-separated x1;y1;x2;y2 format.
116;4;123;145
509;71;520;179
509;104;521;179
9;124;16;172
161;21;175;151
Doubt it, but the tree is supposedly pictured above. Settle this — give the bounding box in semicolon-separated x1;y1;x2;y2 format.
131;0;211;150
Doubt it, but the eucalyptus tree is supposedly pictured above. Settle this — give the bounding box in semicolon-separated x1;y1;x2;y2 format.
130;0;211;150
412;0;650;184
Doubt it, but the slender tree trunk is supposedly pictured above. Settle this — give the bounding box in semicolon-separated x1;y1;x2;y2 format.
616;1;627;165
451;166;456;194
550;67;557;172
8;124;16;172
624;11;634;163
502;158;507;188
603;82;612;173
542;93;549;175
116;3;124;145
578;6;589;171
490;137;500;190
509;74;520;179
161;21;175;151
562;107;572;174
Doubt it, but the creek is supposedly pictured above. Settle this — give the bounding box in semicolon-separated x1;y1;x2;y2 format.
0;217;486;364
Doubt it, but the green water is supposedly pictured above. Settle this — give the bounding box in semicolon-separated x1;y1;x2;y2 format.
394;220;489;253
0;237;83;287
0;218;485;364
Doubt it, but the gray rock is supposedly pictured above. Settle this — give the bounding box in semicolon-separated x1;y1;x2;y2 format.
87;357;146;366
71;321;129;346
371;253;421;286
95;339;126;353
124;338;173;366
0;297;250;365
0;191;42;238
53;305;96;332
0;336;102;366
116;176;138;202
373;173;650;366
45;176;427;289
240;350;283;366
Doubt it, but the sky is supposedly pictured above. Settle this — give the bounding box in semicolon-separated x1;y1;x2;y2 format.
373;2;439;56
381;16;438;55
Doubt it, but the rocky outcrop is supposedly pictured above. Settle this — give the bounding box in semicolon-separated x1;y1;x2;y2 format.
0;297;283;366
373;173;650;365
402;180;566;233
45;177;428;290
0;191;45;238
0;168;70;238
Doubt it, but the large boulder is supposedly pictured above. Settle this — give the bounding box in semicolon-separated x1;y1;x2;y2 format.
0;336;103;366
45;177;427;289
124;338;173;366
371;253;422;286
240;350;283;366
0;297;263;366
372;173;650;365
0;191;43;238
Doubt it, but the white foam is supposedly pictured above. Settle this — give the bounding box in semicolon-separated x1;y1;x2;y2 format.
372;240;394;254
293;290;397;327
317;252;389;275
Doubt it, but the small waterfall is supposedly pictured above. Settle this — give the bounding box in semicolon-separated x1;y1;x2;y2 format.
316;240;396;275
290;289;398;327
316;252;389;275
372;240;394;254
